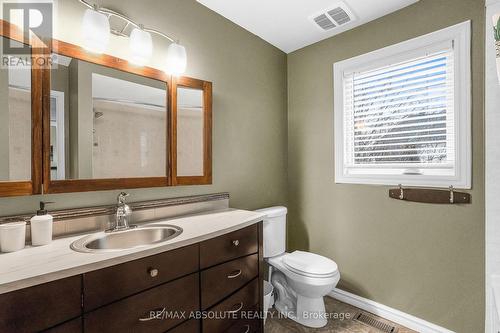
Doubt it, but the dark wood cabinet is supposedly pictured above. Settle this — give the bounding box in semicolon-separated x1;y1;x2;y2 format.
201;254;258;309
84;274;199;333
200;224;258;269
83;244;198;311
168;320;200;333
0;276;81;333
42;318;82;333
202;279;260;333
0;223;263;333
226;306;261;333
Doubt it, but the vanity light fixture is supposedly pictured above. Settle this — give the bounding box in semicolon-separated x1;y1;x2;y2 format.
165;42;187;75
78;0;187;74
81;6;110;54
129;27;153;66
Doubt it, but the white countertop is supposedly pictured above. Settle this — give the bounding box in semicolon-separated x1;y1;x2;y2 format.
0;208;265;294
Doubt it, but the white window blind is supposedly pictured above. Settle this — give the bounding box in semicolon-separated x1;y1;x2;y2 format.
334;21;471;188
343;49;455;169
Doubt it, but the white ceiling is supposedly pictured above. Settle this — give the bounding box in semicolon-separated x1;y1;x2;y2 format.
197;0;419;53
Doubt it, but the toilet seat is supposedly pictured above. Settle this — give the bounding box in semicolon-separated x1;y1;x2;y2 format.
283;251;338;278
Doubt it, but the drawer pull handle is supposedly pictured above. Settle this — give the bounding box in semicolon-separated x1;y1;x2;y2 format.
228;302;244;314
138;307;165;322
232;240;240;247
243;324;250;333
148;268;159;278
227;270;242;279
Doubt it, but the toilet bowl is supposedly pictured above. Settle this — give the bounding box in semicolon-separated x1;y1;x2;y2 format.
268;251;340;328
256;207;340;328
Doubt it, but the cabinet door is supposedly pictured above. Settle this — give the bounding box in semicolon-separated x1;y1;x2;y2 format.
0;276;82;332
84;273;199;333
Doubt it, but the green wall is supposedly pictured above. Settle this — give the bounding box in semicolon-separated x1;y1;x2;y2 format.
0;0;486;331
0;0;288;214
287;0;484;332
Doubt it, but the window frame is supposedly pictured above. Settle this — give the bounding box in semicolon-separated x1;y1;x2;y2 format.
333;21;471;189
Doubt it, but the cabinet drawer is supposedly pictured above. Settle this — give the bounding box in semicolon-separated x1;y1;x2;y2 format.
42;317;82;333
168;319;200;333
202;279;259;333
201;254;258;309
0;276;82;333
227;316;261;333
83;244;198;311
84;273;199;333
200;224;258;269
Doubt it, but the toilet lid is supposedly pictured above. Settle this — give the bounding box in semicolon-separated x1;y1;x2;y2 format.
283;251;338;277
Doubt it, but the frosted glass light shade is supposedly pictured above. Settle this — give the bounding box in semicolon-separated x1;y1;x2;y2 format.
165;43;187;75
129;28;153;66
81;9;110;54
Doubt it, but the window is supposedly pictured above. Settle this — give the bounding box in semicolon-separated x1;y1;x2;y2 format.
334;21;471;188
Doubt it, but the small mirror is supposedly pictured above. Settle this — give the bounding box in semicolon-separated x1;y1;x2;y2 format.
172;77;212;185
49;54;167;180
0;37;31;182
177;87;204;177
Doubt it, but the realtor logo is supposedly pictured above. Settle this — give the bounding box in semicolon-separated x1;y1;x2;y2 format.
2;2;52;55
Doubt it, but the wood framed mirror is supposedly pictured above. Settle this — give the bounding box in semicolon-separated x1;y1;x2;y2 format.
171;77;212;185
42;40;172;194
0;20;43;197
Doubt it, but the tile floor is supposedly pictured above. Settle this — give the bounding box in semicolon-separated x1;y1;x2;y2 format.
264;297;418;333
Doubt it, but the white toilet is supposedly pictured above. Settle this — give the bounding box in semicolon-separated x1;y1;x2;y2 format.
257;206;340;328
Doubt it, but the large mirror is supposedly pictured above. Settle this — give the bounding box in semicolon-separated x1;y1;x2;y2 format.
49;54;167;180
0;25;43;197
172;77;212;185
44;41;170;193
0;35;214;196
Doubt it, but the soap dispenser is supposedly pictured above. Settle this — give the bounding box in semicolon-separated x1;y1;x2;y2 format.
30;201;54;246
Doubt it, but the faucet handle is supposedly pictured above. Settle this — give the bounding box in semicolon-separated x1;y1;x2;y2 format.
117;192;130;204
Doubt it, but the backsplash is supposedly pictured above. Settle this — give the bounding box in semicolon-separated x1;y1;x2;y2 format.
0;192;229;241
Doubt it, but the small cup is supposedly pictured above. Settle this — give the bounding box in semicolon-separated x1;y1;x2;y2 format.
0;221;26;253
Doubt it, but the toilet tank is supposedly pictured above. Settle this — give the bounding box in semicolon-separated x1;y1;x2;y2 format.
255;206;287;258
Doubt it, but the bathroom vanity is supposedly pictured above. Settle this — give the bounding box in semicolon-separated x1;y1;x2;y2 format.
0;203;265;333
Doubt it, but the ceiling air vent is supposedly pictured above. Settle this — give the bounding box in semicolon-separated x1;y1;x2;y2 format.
328;7;351;25
311;2;355;31
313;13;335;31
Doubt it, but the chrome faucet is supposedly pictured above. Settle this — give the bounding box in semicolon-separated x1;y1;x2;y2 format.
109;192;133;232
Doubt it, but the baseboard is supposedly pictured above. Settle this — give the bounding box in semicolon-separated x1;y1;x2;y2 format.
328;288;455;333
